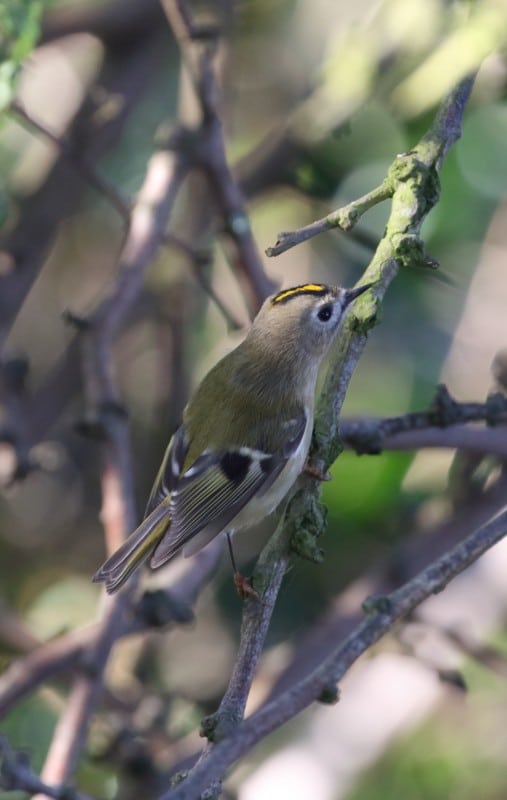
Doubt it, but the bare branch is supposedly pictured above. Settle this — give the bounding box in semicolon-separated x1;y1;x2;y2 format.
33;140;189;791
160;0;276;312
161;503;507;800
9;102;131;223
346;424;507;458
162;234;244;331
0;544;222;721
0;41;162;349
0;737;93;800
268;468;507;699
340;384;507;456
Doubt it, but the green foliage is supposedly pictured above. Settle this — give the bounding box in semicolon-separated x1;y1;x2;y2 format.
458;102;507;199
1;695;57;778
350;703;507;800
0;0;42;112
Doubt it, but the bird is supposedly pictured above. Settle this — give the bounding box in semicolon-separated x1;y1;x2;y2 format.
93;281;371;594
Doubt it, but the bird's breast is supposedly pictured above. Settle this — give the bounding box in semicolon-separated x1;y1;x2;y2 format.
229;413;313;533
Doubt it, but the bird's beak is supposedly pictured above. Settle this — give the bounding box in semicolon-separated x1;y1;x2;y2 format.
343;283;373;307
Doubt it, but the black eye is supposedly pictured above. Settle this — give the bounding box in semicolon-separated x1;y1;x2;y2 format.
317;304;333;322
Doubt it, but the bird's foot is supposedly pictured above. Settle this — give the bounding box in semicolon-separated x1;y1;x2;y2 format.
304;461;331;482
234;572;260;601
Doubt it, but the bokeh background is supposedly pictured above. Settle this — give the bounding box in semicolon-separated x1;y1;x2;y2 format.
1;0;507;798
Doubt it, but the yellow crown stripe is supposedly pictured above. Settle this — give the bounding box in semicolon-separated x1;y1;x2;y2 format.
272;283;328;305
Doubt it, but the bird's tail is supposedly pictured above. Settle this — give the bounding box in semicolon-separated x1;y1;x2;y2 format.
93;499;172;594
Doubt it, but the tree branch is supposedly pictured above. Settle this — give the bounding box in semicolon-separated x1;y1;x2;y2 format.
0;737;93;800
161;502;507;800
266;179;392;257
0;543;222;721
32;139;190;793
200;517;290;743
160;0;276;312
170;73;478;796
340;384;507;455
0;36;159;350
265;74;475;262
9;102;131;223
344;424;507;458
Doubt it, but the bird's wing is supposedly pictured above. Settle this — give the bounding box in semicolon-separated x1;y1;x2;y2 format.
144;425;189;517
149;413;307;568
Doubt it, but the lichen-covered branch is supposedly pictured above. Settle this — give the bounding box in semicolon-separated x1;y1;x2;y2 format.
266;76;475;262
171;73;478;797
266;179;392;257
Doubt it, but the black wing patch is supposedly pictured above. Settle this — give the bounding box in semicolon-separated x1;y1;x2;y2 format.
220;451;251;484
149;414;307;568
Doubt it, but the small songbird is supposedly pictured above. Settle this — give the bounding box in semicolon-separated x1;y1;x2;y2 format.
93;282;371;594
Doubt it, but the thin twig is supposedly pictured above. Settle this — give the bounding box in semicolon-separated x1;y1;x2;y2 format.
0;543;222;721
162;233;244;331
266;180;392;257
9;101;131;223
160;0;275;312
0;736;93;800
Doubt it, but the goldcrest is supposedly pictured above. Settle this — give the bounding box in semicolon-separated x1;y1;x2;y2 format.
93;282;371;593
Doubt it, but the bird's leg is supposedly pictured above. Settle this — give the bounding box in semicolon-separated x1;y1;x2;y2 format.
304;460;331;482
226;531;259;600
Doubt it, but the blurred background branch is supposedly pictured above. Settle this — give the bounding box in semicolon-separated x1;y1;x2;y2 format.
1;1;507;799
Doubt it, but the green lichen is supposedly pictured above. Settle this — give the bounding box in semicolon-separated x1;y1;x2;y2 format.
289;492;327;562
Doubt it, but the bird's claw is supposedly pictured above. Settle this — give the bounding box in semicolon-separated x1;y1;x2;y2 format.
234;572;260;601
304;462;331;481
